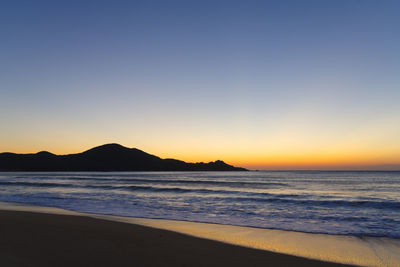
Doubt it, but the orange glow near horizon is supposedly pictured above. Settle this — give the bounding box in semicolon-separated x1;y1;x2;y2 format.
1;141;399;170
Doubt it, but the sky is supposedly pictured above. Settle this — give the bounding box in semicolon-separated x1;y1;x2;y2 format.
1;0;400;170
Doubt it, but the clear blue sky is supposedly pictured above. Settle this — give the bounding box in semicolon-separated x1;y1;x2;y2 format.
1;0;400;169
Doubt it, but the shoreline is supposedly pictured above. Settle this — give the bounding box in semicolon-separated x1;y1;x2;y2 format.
1;201;399;266
0;208;353;267
0;210;353;267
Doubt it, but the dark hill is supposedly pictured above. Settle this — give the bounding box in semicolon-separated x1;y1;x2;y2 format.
0;144;247;171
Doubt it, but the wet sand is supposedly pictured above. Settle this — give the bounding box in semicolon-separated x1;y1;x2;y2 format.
0;210;355;267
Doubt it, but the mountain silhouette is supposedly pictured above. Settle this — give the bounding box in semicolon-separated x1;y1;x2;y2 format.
0;144;247;171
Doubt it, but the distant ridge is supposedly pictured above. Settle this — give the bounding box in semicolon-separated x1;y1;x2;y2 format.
0;144;247;171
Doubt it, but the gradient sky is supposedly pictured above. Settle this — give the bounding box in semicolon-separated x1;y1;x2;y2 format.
1;0;400;169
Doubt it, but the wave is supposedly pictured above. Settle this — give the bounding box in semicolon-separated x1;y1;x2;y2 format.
1;180;399;211
8;176;288;188
222;196;400;211
0;180;291;196
0;181;75;188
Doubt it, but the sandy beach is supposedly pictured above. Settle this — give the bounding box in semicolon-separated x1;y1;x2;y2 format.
0;209;356;267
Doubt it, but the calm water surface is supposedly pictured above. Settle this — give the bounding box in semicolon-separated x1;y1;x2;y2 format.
0;171;399;238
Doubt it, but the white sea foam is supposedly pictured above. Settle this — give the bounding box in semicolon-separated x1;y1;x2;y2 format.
1;201;399;267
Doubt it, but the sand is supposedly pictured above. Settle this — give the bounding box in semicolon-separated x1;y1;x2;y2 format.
0;209;355;267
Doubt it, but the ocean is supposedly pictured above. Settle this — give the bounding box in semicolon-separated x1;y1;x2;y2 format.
0;171;399;239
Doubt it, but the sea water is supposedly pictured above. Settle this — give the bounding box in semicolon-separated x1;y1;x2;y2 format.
0;171;399;238
1;171;400;266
